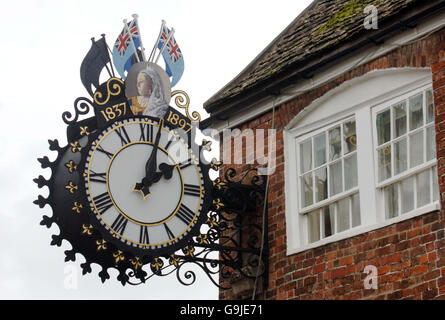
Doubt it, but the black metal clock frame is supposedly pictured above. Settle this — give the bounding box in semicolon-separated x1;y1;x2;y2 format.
34;78;269;290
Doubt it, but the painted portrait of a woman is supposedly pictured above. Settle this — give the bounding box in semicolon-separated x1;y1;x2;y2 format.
125;62;171;118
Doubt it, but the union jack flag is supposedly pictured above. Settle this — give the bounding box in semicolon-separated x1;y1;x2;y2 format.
112;19;141;79
155;22;184;87
158;26;182;63
114;19;140;57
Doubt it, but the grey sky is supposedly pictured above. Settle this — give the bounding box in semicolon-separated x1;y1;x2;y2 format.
0;0;311;299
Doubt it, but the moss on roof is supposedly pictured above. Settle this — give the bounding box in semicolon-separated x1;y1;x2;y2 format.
205;0;420;111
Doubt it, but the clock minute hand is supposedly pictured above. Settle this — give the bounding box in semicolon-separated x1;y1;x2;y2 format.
144;120;163;177
134;120;164;197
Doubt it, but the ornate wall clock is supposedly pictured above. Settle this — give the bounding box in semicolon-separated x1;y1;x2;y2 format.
34;17;268;288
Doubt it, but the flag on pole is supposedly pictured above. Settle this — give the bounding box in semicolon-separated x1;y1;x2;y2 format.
112;19;141;79
80;37;112;97
156;25;184;87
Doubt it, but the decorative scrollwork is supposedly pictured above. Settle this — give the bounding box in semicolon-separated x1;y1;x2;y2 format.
93;77;124;106
62;97;93;125
224;167;266;187
171;90;201;122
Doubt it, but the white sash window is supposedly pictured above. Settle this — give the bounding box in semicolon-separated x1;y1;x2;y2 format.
284;69;440;255
297;117;360;243
373;87;439;220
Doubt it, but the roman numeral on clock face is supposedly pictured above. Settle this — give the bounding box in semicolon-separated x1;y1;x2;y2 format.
96;145;114;159
115;126;131;146
179;161;192;170
164;223;175;240
89;170;107;183
139;225;150;245
139;122;154;142
184;184;200;197
93;191;113;213
111;214;128;235
176;203;196;225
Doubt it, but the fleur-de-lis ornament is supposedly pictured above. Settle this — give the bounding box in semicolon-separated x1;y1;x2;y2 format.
169;255;180;267
182;245;195;257
69;141;82;153
65;181;78;194
65;160;77;173
212;178;227;190
201;139;212;151
96;239;107;251
207;216;219;228
71;202;83;214
213;198;224;210
113;250;125;264
197;234;209;245
79;126;90;136
210;158;222;171
131;257;143;270
150;257;164;272
81;224;94;236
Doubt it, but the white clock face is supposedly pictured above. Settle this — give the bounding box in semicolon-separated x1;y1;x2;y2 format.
84;118;203;250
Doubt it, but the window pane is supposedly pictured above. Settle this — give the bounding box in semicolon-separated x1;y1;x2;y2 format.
394;102;407;138
344;154;358;190
426;126;436;161
417;170;430;208
426;89;434;124
323;205;335;238
394;138;407;175
300;138;312;173
309;210;320;243
337;198;350;232
385;184;399;219
377;109;391;145
433;166;439;202
313;133;326;168
314;167;328;202
343;120;357;154
409;93;423;131
410;131;424;168
301;173;313;208
351;193;361;228
378;146;392;182
329;127;342;161
401;177;414;214
329;161;343;196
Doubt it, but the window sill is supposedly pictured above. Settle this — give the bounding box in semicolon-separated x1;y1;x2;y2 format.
286;202;440;256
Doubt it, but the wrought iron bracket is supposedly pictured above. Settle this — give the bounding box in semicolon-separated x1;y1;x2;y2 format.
207;167;269;291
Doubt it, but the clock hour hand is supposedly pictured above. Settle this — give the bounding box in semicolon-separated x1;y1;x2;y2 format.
158;160;192;180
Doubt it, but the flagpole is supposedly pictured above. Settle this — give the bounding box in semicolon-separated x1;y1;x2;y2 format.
155;27;175;65
132;14;146;61
100;34;115;77
149;20;166;63
123;18;140;63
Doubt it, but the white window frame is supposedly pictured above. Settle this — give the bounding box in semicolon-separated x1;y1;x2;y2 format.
296;115;359;214
372;85;439;221
284;68;439;255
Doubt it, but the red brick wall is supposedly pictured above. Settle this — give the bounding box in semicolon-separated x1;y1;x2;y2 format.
218;27;445;300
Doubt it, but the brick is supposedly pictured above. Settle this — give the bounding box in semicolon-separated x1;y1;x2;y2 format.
423;270;440;282
340;256;353;266
386;252;403;264
313;263;325;275
422;288;438;299
412;265;428;276
332;267;347;279
387;290;403;300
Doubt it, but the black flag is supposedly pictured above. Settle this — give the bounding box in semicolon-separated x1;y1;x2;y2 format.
80;37;112;97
